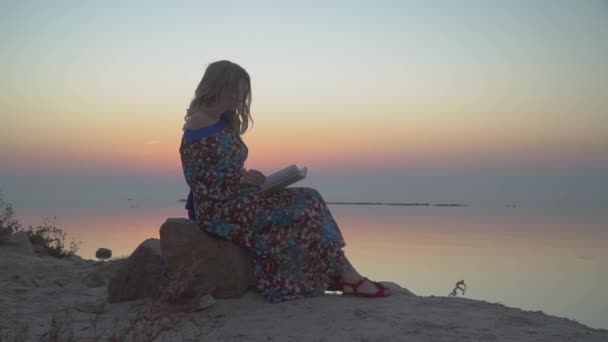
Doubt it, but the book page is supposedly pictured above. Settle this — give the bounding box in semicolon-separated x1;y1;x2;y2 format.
260;164;307;193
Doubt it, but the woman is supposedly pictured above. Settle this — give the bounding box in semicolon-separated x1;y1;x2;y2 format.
180;60;390;302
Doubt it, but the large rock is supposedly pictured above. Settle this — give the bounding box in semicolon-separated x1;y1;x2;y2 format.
1;232;34;255
159;218;254;299
107;238;168;303
83;268;107;288
83;259;124;288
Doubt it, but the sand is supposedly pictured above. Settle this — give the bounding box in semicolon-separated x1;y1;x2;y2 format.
1;248;607;342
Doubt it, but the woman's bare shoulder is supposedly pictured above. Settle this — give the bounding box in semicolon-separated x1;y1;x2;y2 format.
183;113;222;130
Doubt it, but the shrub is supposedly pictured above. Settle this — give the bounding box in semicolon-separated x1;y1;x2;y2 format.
23;217;81;258
0;195;81;258
0;202;22;242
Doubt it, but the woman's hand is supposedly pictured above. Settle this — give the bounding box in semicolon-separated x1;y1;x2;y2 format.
241;169;266;186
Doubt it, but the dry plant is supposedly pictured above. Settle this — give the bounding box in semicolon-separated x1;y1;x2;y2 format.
24;216;82;258
449;280;467;297
0;202;21;242
39;310;76;342
106;255;213;341
0;198;80;257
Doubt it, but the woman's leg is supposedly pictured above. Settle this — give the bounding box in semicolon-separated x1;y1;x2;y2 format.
284;187;389;296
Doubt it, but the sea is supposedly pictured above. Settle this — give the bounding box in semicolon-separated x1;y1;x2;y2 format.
2;185;606;330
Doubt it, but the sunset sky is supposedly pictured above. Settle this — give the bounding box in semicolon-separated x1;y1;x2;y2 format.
1;0;607;205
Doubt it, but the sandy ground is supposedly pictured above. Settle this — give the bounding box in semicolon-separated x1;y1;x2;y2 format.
1;249;607;342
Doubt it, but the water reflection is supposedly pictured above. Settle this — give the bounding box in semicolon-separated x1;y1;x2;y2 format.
330;205;607;330
6;194;607;329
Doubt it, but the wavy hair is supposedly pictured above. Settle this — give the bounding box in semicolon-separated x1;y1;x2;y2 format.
184;60;252;135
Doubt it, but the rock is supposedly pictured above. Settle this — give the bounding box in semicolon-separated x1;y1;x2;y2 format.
107;238;167;303
2;232;34;255
82;269;106;288
159;218;254;299
83;259;124;288
193;293;216;311
94;259;125;278
32;244;49;257
95;248;112;259
67;254;87;265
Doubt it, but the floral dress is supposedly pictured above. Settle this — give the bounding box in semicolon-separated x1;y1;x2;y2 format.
179;118;346;302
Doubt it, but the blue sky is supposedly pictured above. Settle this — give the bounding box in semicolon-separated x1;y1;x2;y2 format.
1;0;607;205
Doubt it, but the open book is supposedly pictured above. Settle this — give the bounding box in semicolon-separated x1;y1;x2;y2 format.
260;164;307;193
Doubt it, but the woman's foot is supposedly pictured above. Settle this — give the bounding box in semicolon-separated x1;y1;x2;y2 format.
330;254;390;297
331;275;391;297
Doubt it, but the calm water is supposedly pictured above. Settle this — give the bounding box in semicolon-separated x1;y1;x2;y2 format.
4;190;607;330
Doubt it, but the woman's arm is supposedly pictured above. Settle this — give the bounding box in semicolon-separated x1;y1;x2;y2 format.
241;168;266;186
185;163;243;201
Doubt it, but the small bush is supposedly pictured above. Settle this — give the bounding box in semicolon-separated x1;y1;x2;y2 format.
1;202;23;241
23;217;81;258
0;195;81;258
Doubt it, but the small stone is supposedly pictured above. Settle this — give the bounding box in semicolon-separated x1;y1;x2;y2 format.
74;301;105;314
193;294;216;311
95;248;112;260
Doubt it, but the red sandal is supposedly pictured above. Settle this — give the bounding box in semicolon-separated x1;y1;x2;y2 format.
334;276;391;297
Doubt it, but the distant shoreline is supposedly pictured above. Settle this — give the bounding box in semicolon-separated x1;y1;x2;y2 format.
326;202;470;207
177;198;470;207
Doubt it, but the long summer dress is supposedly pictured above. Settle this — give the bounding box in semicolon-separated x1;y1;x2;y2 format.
179;118;346;302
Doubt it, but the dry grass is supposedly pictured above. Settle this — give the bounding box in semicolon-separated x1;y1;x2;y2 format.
106;255;211;341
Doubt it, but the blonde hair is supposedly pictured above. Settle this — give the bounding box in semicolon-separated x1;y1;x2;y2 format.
184;60;253;135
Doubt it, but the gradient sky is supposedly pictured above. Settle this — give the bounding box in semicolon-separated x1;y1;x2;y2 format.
1;0;607;204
